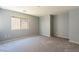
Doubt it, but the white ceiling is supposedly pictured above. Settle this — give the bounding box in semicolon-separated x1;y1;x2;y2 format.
0;6;79;16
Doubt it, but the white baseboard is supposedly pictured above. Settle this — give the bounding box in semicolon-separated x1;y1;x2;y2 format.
69;40;79;44
40;34;50;37
54;33;68;39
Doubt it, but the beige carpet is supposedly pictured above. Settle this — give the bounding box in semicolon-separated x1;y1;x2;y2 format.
0;35;79;52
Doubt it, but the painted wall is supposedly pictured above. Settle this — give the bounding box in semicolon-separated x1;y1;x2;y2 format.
53;8;79;44
39;8;79;44
39;13;69;38
69;8;79;44
0;9;39;40
53;12;69;38
39;15;50;37
50;15;54;36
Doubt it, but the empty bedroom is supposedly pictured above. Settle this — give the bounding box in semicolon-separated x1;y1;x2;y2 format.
0;6;79;52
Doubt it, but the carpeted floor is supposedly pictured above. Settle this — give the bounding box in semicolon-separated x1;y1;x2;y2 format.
0;35;79;52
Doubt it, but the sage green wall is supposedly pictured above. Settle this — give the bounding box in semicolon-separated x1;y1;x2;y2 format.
69;8;79;44
50;15;54;36
39;15;50;37
53;12;69;38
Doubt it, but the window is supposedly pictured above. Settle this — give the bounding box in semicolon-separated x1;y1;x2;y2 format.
21;19;29;30
11;16;29;30
11;17;20;30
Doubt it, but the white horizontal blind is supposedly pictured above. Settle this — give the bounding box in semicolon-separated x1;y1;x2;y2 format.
11;17;20;30
11;17;29;30
21;18;29;30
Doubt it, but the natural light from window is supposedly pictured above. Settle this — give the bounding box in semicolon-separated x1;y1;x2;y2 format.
21;19;29;30
11;16;29;30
